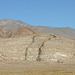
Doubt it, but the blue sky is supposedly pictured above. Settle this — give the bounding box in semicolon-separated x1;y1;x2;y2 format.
0;0;75;28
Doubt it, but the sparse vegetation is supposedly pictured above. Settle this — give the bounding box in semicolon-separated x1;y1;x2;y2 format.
0;69;74;75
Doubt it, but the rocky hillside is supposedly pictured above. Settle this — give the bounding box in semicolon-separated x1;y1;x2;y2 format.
0;33;75;64
0;19;75;39
11;27;39;37
0;19;75;74
0;27;38;38
0;28;11;38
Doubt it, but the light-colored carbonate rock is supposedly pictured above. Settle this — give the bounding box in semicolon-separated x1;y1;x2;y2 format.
0;34;75;64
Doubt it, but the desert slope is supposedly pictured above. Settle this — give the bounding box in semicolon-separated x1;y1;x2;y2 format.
11;26;39;37
0;19;75;74
0;33;75;64
0;19;75;39
0;18;75;64
31;26;75;39
0;26;38;38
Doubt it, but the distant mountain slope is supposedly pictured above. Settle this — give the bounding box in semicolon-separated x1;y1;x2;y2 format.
11;27;39;37
0;27;38;38
31;26;75;39
0;19;75;39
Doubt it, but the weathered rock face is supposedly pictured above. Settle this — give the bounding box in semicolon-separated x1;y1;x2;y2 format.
11;27;39;37
0;34;75;64
0;27;38;38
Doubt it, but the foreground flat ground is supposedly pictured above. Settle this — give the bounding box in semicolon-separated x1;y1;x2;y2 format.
0;61;75;75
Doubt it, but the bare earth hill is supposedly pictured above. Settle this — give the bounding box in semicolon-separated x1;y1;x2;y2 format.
0;19;75;75
0;18;75;39
0;33;75;73
0;33;75;64
0;27;38;38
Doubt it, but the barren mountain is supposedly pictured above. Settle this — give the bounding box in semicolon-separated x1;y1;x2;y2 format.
11;27;39;37
0;18;75;64
0;19;75;39
0;19;31;29
0;27;38;38
0;19;75;75
0;33;75;64
31;26;75;39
